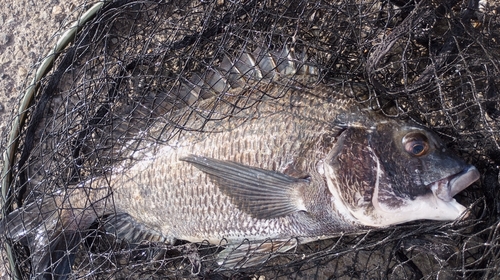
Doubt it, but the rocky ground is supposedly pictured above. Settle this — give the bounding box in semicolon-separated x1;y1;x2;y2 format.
0;1;84;278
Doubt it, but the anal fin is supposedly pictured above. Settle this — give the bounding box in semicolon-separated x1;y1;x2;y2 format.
217;239;298;269
103;213;170;244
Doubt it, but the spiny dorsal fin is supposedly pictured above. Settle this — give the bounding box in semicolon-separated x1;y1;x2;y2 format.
181;155;309;219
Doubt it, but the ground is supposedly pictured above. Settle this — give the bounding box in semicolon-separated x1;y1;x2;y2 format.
0;1;83;278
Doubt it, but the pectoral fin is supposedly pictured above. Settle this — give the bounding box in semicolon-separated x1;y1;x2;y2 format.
181;155;309;219
217;239;298;269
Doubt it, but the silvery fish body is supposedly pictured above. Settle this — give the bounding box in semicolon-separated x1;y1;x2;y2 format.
109;81;478;251
2;47;479;278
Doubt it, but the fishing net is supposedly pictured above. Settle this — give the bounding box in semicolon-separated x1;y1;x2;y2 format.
1;0;499;278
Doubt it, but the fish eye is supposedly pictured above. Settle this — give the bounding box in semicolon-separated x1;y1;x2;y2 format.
402;132;430;157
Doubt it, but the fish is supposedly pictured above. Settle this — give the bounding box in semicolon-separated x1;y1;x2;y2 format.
1;46;480;279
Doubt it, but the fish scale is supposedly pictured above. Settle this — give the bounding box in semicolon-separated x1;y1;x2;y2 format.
1;47;480;277
110;85;352;243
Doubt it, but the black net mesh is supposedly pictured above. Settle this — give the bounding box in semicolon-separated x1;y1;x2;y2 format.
1;0;499;279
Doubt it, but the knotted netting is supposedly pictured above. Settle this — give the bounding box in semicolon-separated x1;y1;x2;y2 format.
1;0;499;278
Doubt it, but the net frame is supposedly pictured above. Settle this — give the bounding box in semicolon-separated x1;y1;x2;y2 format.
0;0;498;279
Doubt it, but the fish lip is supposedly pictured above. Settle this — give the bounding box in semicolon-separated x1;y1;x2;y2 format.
344;165;479;227
431;166;480;202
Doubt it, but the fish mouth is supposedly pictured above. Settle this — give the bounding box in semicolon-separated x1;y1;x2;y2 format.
430;166;480;202
335;165;480;227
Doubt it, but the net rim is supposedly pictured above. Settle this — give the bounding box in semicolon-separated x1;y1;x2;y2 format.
0;1;111;278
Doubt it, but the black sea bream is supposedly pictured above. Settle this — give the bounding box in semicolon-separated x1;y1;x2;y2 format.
2;47;480;278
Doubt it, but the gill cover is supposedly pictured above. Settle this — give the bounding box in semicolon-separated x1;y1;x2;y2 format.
325;119;479;227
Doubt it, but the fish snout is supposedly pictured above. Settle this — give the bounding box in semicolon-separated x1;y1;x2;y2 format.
431;166;480;202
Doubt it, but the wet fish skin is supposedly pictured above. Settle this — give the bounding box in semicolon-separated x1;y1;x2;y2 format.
109;85;361;245
1;45;321;279
1;83;479;276
2;50;480;277
98;82;477;265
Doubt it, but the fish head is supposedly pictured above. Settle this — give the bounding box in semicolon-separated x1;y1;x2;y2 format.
325;117;480;227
